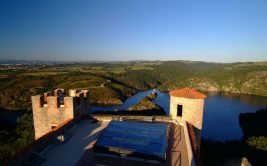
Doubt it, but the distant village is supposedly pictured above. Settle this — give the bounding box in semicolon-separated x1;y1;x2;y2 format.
0;64;43;71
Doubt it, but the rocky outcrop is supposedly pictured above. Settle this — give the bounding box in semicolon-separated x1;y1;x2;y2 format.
194;82;218;92
240;71;267;95
178;71;267;96
93;98;123;106
127;92;162;111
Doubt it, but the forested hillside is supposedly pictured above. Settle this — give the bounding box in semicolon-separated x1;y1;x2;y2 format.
112;61;267;95
0;60;266;163
0;60;266;110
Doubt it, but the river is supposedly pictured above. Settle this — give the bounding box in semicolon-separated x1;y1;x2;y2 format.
91;89;267;141
1;89;266;141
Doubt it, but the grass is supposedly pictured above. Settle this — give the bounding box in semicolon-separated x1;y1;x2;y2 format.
22;71;69;76
108;68;127;74
57;76;106;89
90;87;123;105
130;66;154;70
0;60;266;110
0;71;136;109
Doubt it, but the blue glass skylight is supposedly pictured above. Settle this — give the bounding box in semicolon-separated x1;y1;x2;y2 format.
94;120;169;161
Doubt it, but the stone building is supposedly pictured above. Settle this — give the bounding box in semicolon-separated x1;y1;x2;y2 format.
8;87;206;166
31;89;90;139
169;87;206;144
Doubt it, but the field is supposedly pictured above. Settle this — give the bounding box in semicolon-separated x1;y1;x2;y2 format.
0;60;266;163
0;60;266;110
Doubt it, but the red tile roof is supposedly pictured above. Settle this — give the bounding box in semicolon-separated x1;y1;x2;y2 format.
169;87;207;99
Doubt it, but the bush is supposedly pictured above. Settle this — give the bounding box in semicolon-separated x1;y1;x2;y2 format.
246;136;267;151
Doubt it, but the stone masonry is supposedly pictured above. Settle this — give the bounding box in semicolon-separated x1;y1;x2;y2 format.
31;89;90;139
170;96;205;130
169;88;206;145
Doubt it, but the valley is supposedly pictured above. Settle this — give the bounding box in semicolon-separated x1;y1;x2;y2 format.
0;60;266;111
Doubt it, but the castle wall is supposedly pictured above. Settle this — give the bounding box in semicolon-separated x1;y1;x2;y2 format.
32;95;52;139
31;89;90;139
81;90;90;116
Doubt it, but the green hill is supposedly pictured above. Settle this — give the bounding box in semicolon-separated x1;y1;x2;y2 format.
0;60;266;110
112;61;267;96
127;92;162;111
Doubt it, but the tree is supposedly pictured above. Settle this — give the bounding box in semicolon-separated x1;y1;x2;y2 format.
15;113;34;149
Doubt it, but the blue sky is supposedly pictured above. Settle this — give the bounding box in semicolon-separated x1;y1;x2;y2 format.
0;0;267;62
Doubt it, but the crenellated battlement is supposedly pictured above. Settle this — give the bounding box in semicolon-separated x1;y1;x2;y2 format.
31;88;90;139
69;89;90;98
32;89;90;109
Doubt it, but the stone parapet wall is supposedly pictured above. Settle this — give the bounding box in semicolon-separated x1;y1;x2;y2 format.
187;122;202;166
177;119;196;166
92;115;173;122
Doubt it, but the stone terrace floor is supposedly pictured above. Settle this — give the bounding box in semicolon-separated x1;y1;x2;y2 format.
41;120;109;166
40;120;189;166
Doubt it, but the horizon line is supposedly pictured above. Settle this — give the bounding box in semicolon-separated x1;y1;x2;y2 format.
0;59;266;64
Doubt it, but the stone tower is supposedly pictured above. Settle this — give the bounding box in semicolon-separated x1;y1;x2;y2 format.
31;89;90;139
169;87;206;143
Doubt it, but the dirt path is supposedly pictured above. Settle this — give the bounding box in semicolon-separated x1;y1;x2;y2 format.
100;79;111;87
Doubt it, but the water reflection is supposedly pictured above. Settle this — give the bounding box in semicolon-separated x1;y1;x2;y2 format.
90;89;155;112
203;92;267;141
205;91;267;107
91;89;170;113
92;89;267;141
2;89;266;141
